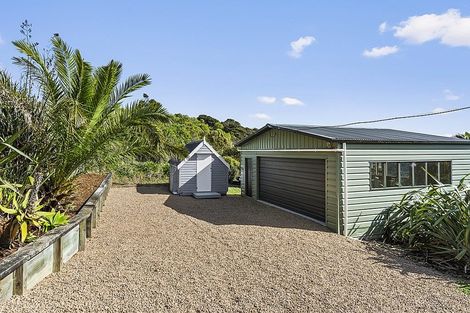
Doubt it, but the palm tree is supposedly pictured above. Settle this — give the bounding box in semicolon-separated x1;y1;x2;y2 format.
11;36;169;186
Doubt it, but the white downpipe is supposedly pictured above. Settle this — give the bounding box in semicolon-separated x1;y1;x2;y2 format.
342;142;349;236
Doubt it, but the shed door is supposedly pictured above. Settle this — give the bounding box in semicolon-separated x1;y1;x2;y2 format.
197;154;212;192
258;157;326;222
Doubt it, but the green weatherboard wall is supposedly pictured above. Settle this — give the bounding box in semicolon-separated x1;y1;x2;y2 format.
239;128;470;239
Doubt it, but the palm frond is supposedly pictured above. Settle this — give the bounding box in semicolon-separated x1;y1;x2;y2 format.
12;40;62;103
51;36;76;97
109;73;151;106
71;50;93;105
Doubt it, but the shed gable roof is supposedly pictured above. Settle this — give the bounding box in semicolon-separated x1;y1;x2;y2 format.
185;140;203;153
237;124;470;146
177;140;229;169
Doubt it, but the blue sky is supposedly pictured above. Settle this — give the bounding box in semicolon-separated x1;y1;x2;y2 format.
1;1;470;135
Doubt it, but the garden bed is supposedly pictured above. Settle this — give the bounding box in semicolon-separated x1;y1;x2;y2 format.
0;173;112;300
0;173;106;259
70;173;107;211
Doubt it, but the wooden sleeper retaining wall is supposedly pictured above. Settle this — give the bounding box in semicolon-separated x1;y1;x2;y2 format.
0;173;112;300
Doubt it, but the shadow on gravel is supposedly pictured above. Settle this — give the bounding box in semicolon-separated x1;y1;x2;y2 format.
362;243;455;282
134;183;328;231
163;191;329;232
136;184;170;194
355;212;458;281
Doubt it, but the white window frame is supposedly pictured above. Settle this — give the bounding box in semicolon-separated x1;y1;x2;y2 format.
369;160;452;190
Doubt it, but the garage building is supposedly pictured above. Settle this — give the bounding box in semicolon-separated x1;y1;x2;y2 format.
237;124;470;238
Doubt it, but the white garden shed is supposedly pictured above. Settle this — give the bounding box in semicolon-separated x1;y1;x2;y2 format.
169;139;229;197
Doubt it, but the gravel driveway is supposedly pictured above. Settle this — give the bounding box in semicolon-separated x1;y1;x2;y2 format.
1;185;469;312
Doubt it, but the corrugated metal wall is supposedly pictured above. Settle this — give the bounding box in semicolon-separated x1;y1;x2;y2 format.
345;143;470;238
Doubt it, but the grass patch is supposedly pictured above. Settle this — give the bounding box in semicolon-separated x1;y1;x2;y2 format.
228;186;241;196
458;282;470;295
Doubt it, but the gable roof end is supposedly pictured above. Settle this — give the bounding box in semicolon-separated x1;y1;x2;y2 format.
177;139;230;170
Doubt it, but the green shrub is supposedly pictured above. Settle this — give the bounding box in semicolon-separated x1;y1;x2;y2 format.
224;156;240;183
383;176;470;271
111;160;170;184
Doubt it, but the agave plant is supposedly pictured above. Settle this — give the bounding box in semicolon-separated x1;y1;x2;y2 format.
0;173;70;247
10;35;169;187
0;176;46;246
37;209;68;232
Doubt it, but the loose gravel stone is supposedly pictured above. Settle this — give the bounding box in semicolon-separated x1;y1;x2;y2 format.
1;185;469;312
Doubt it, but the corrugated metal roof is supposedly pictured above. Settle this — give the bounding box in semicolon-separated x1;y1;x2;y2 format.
169;159;180;165
185;140;203;153
168;141;203;165
237;124;470;145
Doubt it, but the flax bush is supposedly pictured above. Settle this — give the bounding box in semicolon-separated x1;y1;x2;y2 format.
383;176;470;271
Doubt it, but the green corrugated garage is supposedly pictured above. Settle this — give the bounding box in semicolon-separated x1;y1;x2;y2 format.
237;124;470;238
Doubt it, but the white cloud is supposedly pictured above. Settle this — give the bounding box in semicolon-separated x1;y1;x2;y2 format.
362;45;399;58
379;22;387;33
443;89;460;101
432;107;447;113
394;9;470;47
288;36;315;58
250;113;271;120
256;96;276;104
281;97;304;106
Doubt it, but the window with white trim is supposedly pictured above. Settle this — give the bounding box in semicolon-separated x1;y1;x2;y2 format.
370;161;452;189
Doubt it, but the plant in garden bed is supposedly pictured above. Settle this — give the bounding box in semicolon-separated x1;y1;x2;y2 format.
0;177;69;247
383;176;470;272
39;210;68;232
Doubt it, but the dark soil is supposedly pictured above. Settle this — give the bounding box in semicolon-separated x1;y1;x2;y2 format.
70;173;106;211
0;238;20;258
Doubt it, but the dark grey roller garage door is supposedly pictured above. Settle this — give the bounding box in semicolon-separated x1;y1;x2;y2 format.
258;157;326;222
